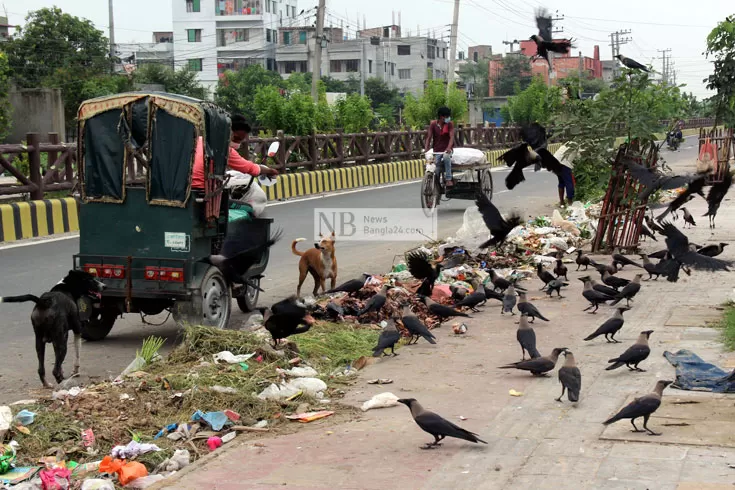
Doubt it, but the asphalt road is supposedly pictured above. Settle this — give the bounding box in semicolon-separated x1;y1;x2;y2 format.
0;142;694;402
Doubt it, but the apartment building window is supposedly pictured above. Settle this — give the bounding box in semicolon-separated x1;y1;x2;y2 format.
330;60;341;73
443;48;447;58
284;61;307;73
299;31;307;44
266;29;271;42
399;68;411;79
283;31;291;45
391;63;395;76
427;45;436;59
188;58;203;71
369;60;373;73
265;0;270;12
217;28;249;46
187;29;202;42
397;45;411;55
267;58;276;71
345;60;359;72
186;0;200;12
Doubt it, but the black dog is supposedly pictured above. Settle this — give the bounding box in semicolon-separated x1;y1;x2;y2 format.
1;270;105;388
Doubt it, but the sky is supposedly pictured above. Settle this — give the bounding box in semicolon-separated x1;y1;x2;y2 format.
3;0;731;98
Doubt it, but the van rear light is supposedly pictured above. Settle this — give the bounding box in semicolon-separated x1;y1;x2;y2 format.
145;267;184;282
84;264;125;279
84;264;101;277
145;267;160;281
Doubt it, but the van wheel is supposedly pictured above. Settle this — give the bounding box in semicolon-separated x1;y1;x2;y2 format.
173;267;232;329
237;278;260;313
81;309;117;341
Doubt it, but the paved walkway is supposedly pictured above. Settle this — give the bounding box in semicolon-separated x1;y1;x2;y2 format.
160;159;735;490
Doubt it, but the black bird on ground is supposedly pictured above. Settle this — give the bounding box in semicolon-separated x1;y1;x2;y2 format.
324;302;344;321
703;170;733;228
537;263;556;290
420;295;471;322
602;270;630;290
648;249;669;260
532;9;573;66
450;285;469;302
645;215;666;235
615;54;650;72
518;292;549;322
612;251;643;270
606;330;654;372
660;221;732;272
579;277;614;313
624;159;694;200
502;284;517;315
640;221;658;242
502;143;541;190
591;260;618;276
325;273;371;296
406;251;441;297
453;283;487;312
401;305;436;346
697;243;729;258
576;250;592;271
682;207;696;228
372;320;401;357
397;398;488;449
259;295;315;347
583;306;630;343
484;287;505;303
657;176;706;222
639;254;663;280
546;278;568;298
517;314;541;360
202;221;282;286
499;347;567;376
556;350;581;403
554;259;568;280
476;193;522;248
488;269;526;292
358;284;391;317
603;380;673;436
581;276;619;298
610;274;643;307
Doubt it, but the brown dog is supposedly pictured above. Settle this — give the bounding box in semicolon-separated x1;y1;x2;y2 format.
292;232;338;297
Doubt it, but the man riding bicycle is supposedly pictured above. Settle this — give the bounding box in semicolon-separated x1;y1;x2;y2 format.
424;106;455;187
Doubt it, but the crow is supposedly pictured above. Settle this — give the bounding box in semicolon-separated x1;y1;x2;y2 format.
703;170;732;228
475;193;522;248
372;319;401;357
453;283;487;312
397;398;487;449
536;263;556;290
406;251;441;297
545;278;568;298
579;277;614;313
484;287;505;302
517;292;549;322
591;260;617;276
624;159;694;200
681;207;696;228
517;314;541;360
556;350;581;403
609;274;643;307
603;380;673;436
499;347;567;376
639;254;663;281
575;250;592;271
612;252;643;270
502;143;540;190
660;221;732;271
554;259;568;280
202;221;283;286
606;330;654;372
532;8;573;66
400;305;436;345
640;221;658;242
488;269;526;292
648;249;669;260
502;284;517;315
645;215;665;235
602;270;629;290
325;273;371;296
580;275;619;297
259;295;314;347
697;243;728;258
420;295;471;322
583;306;630;343
615;54;649;72
358;284;391;317
657;176;706;222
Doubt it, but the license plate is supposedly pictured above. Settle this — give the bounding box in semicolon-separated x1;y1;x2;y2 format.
425;163;436;173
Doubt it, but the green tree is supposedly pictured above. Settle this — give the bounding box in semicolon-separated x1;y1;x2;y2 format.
364;78;401;108
494;55;533;96
458;61;490;99
375;103;396;128
4;7;111;122
321;76;349;93
502;76;562;126
283;91;317;136
705;15;735;127
334;93;374;132
253;85;286;134
403;80;467;128
134;64;208;99
215;65;283;122
284;72;313;93
0;53;12;140
558;74;608;99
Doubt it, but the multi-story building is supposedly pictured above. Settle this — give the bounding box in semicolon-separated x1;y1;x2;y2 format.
275;24;448;95
116;32;175;73
172;0;299;94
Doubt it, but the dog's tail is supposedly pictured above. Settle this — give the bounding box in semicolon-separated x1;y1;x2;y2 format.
0;294;50;307
291;238;307;257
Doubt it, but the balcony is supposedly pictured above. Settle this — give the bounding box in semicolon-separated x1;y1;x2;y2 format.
214;0;264;17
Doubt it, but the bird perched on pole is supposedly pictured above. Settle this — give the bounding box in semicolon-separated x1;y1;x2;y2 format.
326;273;372;296
697;243;729;258
536;263;556;290
531;9;573;66
475;193;522;248
579;277;614;314
556;350;581;403
397;398;487;449
517;291;549;322
610;274;643;307
516;314;541;360
400;305;436;346
681;207;696;228
606;330;654;372
406;251;441;297
583;306;630;343
703;170;732;229
615;54;650;72
259;295;315;347
499;347;567;376
372;319;401;357
420;295;471;322
603;380;673;436
358;284;392;317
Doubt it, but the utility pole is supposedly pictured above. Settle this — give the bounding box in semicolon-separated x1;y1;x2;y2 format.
108;0;116;73
502;39;520;54
578;50;583;98
311;0;326;103
609;29;632;77
547;12;564;87
658;48;671;85
447;0;460;94
360;39;366;96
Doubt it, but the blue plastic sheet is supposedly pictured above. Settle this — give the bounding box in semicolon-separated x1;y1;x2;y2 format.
663;349;735;393
191;410;229;431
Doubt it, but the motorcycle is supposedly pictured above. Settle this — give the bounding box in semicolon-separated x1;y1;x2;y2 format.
666;130;682;151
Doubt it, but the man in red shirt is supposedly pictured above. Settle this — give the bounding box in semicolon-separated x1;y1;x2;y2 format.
424;106;455;186
192;114;279;189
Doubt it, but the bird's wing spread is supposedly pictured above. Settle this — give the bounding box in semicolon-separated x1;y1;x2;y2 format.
535;8;553;41
661;222;730;270
475;193;507;236
521;123;547;149
537;148;565;175
505;163;527;190
624;160;657;188
406;251;435;280
500;143;530;167
660;174;695;191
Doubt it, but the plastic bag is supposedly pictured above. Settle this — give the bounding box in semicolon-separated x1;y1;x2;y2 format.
697;138;716;174
361;392;399;411
39;468;71;490
123;475;165;489
449;147;487;166
227;171;267;217
81;480;115;490
99;457;147;487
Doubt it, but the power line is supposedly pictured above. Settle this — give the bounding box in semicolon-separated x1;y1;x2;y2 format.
609;29;632;77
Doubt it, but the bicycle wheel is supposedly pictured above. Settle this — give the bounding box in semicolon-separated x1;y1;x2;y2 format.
421;173;439;214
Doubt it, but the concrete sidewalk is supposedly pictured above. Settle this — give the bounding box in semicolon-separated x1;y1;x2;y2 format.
160;163;735;490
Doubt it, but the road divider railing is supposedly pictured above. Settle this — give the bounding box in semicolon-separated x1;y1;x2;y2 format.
0;197;79;243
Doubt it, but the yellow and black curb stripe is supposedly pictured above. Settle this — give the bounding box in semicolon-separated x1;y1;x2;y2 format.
0;197;79;243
